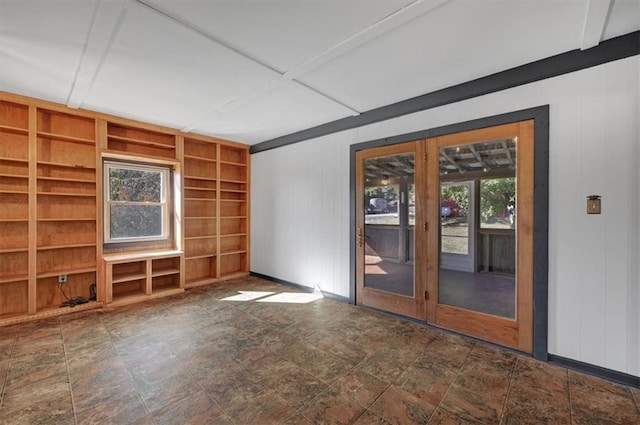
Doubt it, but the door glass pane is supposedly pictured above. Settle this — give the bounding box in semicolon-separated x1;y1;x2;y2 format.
438;137;517;318
363;153;414;298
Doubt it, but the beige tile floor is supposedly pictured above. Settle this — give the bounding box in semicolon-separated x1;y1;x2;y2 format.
1;277;639;424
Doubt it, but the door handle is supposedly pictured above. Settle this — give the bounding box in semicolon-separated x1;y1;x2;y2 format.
356;227;364;248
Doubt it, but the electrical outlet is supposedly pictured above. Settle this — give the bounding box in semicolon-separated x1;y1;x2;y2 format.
58;274;67;284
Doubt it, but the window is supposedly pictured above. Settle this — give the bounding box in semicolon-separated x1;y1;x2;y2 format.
104;161;171;244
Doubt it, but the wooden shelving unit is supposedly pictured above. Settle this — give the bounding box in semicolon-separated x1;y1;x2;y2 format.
0;92;249;325
218;145;249;278
183;137;218;287
104;250;183;306
36;108;98;313
0;100;30;320
107;123;177;159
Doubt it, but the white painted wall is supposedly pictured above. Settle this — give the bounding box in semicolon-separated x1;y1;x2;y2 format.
251;56;640;377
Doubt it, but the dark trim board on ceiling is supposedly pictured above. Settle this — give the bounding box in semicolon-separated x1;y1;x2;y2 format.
349;105;550;361
251;30;639;154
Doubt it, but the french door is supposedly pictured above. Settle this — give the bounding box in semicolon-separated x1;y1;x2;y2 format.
355;121;534;352
355;141;426;319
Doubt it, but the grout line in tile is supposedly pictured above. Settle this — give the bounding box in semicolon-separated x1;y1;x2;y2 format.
497;353;519;425
0;330;18;410
426;340;476;424
567;369;575;425
60;320;79;425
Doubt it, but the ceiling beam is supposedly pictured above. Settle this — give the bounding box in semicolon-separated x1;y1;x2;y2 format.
67;0;127;109
580;0;611;50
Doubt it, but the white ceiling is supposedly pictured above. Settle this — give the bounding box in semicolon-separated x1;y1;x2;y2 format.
1;0;638;145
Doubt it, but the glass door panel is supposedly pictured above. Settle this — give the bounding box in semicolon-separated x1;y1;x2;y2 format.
356;141;425;320
363;153;414;298
438;138;517;319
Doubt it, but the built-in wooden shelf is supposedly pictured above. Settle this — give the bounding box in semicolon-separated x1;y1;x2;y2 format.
36;264;96;279
36;243;96;251
0;190;27;195
0;124;28;135
37;192;96;197
219;160;247;167
37;131;95;146
37;160;96;170
185;235;217;240
0;156;28;164
184;154;216;163
0;93;250;325
0;274;29;284
185;253;217;260
108;134;174;150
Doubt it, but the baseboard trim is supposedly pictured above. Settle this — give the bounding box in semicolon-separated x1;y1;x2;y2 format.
548;354;639;389
249;272;350;303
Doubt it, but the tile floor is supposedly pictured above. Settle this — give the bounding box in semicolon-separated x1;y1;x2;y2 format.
1;277;639;425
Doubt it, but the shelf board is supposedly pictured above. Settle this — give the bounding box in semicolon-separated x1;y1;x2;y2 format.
0;247;28;254
185;197;216;202
184;175;216;182
37;192;96;197
185;235;217;240
37;131;95;146
219;250;247;256
111;290;148;305
220;178;246;184
185;253;216;260
220;199;245;203
38;217;96;222
37;267;96;279
37;160;96;170
37;176;95;183
152;286;183;296
0;156;28;164
151;268;180;278
184;276;217;289
218;271;249;280
0;124;28;135
112;272;147;284
104;249;183;263
108;134;175;150
220;216;246;219
219;160;247;167
185;216;216;220
184;186;216;192
184;154;216;163
220;189;247;194
37;243;96;251
34;301;101;317
0;173;28;179
220;233;247;238
0;274;29;284
0;190;28;195
110;287;184;307
0;218;28;222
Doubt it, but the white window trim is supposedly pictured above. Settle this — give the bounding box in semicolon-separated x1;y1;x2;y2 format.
104;160;171;244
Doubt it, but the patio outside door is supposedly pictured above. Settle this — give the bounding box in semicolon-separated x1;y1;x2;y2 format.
355;141;426;319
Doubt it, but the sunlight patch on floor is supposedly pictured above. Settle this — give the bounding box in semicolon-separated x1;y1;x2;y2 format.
221;291;275;301
221;290;324;304
257;292;324;304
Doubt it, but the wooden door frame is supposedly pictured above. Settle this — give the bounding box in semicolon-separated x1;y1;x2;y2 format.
350;106;549;360
427;121;534;353
355;141;427;320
